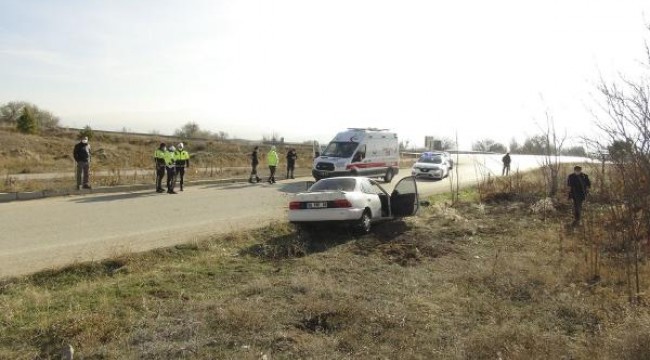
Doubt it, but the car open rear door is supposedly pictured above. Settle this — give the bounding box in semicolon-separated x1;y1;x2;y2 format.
390;176;419;217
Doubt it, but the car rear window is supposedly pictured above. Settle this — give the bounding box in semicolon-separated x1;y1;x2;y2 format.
309;178;357;192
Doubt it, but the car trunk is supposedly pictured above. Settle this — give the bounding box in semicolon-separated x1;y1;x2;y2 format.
293;191;347;202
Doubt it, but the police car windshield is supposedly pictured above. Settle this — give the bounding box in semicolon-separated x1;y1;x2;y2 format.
322;142;358;158
309;178;357;192
419;155;442;164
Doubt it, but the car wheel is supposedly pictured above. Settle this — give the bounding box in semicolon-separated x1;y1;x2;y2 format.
384;169;394;183
355;210;372;235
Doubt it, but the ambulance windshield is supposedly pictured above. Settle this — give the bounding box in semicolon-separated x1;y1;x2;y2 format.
322;142;358;158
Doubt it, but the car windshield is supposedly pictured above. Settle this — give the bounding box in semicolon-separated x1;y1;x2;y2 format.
418;155;442;164
309;178;357;192
322;142;359;158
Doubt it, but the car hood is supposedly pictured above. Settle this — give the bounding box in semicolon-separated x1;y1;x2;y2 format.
293;191;348;201
413;163;443;169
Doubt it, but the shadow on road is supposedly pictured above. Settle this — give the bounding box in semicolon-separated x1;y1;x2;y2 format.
277;181;312;194
203;183;258;190
202;180;312;194
71;191;158;203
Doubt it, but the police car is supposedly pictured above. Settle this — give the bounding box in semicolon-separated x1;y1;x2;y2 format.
411;152;450;180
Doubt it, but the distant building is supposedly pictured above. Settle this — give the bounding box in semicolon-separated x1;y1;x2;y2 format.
424;136;442;151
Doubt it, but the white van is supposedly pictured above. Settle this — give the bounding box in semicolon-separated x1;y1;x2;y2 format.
312;128;400;182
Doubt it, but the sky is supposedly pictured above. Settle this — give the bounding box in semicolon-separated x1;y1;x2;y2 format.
1;0;650;149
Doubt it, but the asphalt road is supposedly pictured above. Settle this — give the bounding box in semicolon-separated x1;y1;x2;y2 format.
0;154;593;278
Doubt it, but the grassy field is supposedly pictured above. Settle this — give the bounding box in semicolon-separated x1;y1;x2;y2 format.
2;171;649;359
0;127;315;192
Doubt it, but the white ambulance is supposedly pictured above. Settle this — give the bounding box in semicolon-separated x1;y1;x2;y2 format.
312;128;400;182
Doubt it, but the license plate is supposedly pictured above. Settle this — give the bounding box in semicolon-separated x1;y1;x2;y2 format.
307;202;328;209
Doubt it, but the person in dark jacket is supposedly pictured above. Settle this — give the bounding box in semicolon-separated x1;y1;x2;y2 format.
249;146;261;183
567;165;591;226
73;136;91;190
286;148;298;179
154;143;167;193
502;152;511;176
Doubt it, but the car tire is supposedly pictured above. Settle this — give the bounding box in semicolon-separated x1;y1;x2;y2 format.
354;210;372;235
384;169;394;183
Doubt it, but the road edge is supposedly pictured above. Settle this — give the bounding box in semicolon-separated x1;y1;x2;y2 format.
0;177;251;203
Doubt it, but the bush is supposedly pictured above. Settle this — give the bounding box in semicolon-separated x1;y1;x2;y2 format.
16;108;38;134
78;125;94;140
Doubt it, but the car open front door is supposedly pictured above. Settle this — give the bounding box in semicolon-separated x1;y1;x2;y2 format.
390;176;419;217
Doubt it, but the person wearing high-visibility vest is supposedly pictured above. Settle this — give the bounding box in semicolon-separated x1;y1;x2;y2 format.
267;145;279;184
165;145;178;194
174;143;190;191
154;143;167;193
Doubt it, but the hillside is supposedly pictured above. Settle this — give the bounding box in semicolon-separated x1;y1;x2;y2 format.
0;127;314;191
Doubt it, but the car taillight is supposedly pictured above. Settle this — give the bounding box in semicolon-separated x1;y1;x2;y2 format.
289;201;302;210
332;199;352;208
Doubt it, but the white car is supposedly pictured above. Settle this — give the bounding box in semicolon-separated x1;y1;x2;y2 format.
288;176;419;233
411;152;450;180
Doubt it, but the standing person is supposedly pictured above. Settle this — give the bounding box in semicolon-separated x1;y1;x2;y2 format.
174;143;190;191
154;143;167;193
502;152;511;176
567;165;591;226
165;145;178;194
286;148;298;179
73;136;92;190
249;146;261;183
267;145;279;184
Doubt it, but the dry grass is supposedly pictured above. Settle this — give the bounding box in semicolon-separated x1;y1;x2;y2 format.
0;128;315;192
2;175;650;358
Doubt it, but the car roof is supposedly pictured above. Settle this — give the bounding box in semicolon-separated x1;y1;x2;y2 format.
314;177;373;184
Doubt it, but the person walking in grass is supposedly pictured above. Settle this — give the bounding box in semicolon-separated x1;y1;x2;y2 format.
174;143;190;191
286;148;298;179
154;143;167;193
502;152;511;176
73;136;92;190
249;146;261;183
267;145;279;184
568;165;591;226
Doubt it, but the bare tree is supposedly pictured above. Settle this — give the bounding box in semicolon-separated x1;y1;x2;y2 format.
472;138;506;153
539;110;567;198
509;138;520;153
588;38;650;300
439;137;457;150
175;121;212;139
0;101;60;128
